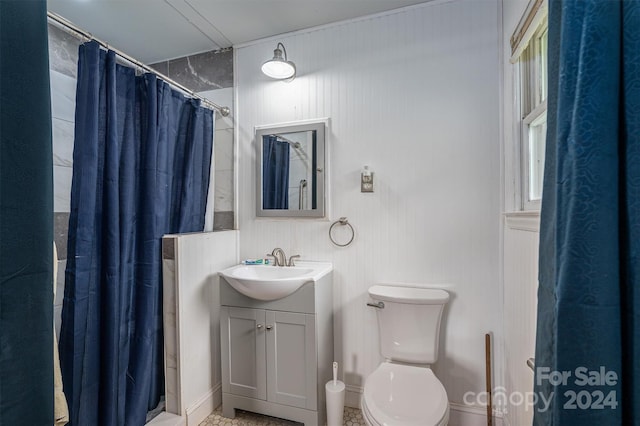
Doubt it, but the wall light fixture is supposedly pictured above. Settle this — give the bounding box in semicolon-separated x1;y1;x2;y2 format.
261;42;296;81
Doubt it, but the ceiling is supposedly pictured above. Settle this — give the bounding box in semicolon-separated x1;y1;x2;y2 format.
47;0;432;64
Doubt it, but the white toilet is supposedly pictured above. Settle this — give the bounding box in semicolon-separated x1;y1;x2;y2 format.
362;285;450;426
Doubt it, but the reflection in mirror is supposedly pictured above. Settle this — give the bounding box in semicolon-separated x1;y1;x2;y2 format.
263;131;315;210
256;120;326;218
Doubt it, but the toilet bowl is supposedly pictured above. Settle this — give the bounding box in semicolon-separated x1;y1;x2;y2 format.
361;362;449;426
363;285;450;426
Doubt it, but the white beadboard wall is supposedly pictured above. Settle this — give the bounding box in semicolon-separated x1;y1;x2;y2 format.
503;225;538;426
162;231;239;425
235;0;502;411
501;0;540;425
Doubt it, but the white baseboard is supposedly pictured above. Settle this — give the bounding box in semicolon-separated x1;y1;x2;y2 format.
146;412;186;426
448;403;504;426
185;384;222;425
345;385;363;408
343;386;504;426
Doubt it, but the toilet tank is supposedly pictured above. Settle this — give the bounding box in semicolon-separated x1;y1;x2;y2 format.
369;285;449;364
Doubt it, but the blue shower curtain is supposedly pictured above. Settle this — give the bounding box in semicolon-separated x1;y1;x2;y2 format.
262;135;290;209
534;1;639;424
0;1;53;423
59;41;214;426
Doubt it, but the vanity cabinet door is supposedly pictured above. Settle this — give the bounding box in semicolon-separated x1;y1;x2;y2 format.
221;307;267;400
266;310;317;410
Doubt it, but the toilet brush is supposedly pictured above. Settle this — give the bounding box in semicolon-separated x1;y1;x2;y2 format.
326;361;345;426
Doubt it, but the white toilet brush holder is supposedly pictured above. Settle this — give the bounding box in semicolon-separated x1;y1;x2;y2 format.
325;361;345;426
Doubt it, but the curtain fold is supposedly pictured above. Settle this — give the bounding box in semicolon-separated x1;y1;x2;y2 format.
0;0;54;423
534;1;640;424
262;135;290;209
59;41;214;426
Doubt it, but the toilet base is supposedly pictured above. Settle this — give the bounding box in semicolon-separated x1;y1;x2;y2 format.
361;390;450;426
361;395;378;426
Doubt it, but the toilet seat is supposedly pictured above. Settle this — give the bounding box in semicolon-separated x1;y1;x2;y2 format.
362;362;449;426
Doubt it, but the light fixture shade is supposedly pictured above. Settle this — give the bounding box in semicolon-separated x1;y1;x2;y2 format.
262;43;296;80
261;60;296;79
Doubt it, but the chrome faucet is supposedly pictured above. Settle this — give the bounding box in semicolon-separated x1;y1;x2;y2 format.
267;248;301;267
269;248;287;267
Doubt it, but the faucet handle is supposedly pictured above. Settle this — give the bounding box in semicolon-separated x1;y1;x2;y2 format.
287;255;301;267
265;254;278;266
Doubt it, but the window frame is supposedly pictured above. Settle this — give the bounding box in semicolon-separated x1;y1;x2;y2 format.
521;100;546;210
517;22;548;211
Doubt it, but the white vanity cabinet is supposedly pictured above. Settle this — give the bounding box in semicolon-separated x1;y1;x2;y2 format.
219;269;333;425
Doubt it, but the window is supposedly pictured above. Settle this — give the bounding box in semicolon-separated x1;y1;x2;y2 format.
527;109;546;201
511;0;548;210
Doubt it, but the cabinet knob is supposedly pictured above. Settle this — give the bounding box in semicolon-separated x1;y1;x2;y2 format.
266;325;273;330
257;324;264;329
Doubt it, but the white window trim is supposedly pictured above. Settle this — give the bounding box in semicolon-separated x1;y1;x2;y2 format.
513;13;548;212
510;0;548;63
521;99;547;210
504;210;541;232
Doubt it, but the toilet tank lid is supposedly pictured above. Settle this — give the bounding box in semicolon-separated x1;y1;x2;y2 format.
368;285;449;304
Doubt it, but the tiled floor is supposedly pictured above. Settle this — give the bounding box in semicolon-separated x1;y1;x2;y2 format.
199;406;366;426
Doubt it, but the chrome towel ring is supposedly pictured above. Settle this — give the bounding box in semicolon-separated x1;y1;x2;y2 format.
329;217;355;247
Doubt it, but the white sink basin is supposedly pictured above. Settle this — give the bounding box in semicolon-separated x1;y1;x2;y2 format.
219;261;332;301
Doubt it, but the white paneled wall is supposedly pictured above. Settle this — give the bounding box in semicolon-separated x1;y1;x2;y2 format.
162;231;238;425
235;0;502;416
503;225;538;425
501;0;540;425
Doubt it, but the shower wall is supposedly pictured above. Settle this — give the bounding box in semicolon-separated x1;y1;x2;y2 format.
48;23;79;338
150;49;235;231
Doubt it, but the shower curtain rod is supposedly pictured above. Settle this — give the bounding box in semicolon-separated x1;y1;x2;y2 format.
46;11;231;117
274;134;301;148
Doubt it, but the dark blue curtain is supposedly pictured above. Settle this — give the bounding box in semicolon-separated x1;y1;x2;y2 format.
534;1;640;424
0;0;53;423
59;41;214;426
262;135;289;209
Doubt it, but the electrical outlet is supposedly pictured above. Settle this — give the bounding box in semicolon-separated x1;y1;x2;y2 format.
361;173;374;192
